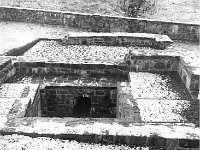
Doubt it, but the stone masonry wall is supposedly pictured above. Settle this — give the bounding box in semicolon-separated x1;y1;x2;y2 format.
178;59;200;96
117;82;141;122
125;55;179;72
125;54;199;98
64;33;172;50
0;6;199;42
0;57;15;84
14;62;128;79
40;86;117;117
25;86;41;117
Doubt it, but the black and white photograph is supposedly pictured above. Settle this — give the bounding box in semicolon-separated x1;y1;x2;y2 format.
0;0;199;149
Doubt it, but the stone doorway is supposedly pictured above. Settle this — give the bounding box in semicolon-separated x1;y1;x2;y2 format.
73;96;91;117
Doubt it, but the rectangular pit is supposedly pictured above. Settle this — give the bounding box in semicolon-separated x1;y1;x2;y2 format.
40;86;117;118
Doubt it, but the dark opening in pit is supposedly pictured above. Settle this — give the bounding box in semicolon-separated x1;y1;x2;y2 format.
73;96;92;117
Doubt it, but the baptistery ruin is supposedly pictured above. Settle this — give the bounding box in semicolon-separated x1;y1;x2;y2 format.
0;6;199;149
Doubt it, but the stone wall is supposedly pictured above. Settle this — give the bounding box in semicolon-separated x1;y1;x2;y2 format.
2;38;41;56
40;86;117;118
178;59;200;97
14;62;128;79
0;57;15;84
25;86;41;117
117;82;141;122
125;55;179;72
0;83;41;119
0;6;199;42
64;33;172;50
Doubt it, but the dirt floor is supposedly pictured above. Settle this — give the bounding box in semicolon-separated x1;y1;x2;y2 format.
0;0;199;23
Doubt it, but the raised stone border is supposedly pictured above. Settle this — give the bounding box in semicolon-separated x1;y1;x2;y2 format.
63;32;173;49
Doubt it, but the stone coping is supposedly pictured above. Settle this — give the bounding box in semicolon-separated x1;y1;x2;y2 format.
0;57;12;70
13;59;124;66
6;98;31;119
1;117;199;140
0;57;11;66
67;32;173;43
0;6;199;26
0;83;39;98
7;75;120;88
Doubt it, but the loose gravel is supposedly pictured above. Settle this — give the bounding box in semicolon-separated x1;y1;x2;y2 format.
129;72;190;100
0;134;149;150
129;72;196;123
23;40;129;61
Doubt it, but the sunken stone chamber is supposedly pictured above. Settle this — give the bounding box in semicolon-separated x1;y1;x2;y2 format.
40;86;117;118
7;61;126;118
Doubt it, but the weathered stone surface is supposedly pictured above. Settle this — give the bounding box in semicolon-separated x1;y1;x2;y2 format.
117;82;142;122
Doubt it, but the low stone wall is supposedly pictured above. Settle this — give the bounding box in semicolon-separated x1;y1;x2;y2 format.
177;58;200;96
0;57;15;84
0;83;41;120
117;82;142;122
125;55;179;72
14;61;128;78
25;86;41;117
125;54;200;99
0;6;199;42
1;117;199;148
41;86;117;118
63;32;173;49
2;38;41;56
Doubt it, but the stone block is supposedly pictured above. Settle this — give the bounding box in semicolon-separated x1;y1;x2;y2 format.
154;62;166;69
36;62;45;67
129;136;147;146
96;64;105;69
71;64;81;69
77;134;96;143
99;135;114;144
60;63;71;68
148;136;166;147
114;135;127;144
